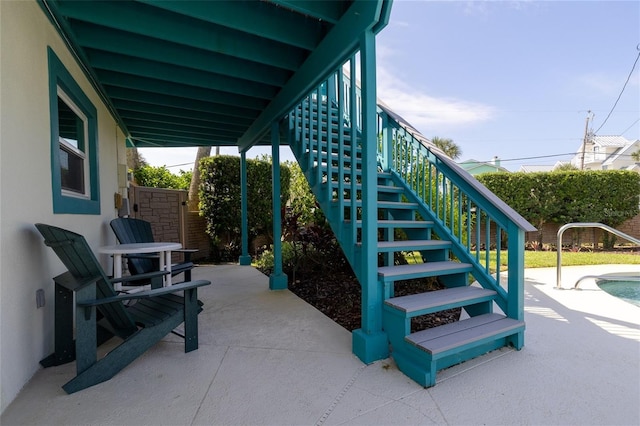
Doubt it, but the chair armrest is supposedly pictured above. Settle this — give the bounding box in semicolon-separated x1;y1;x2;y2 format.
53;271;99;291
123;253;160;260
172;261;194;273
175;248;198;262
77;280;212;307
110;270;169;284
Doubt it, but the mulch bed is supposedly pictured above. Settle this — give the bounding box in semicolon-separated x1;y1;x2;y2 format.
285;270;461;332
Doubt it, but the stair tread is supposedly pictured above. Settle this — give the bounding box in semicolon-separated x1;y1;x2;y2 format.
378;261;472;278
349;220;434;228
385;286;496;313
377;240;452;251
329;183;403;193
406;313;525;355
338;200;418;209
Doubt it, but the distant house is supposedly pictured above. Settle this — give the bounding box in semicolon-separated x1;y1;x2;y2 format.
518;161;570;173
459;156;508;175
570;135;640;171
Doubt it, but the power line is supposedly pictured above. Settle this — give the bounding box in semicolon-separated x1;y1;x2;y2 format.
465;151;640;166
593;45;640;134
620;117;640;136
463;153;576;164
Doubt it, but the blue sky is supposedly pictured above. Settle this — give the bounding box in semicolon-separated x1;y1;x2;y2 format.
140;0;640;172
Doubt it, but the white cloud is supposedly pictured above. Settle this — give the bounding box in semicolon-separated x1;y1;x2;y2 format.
375;62;496;133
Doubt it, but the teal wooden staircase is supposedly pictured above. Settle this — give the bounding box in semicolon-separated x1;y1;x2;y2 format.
284;67;535;387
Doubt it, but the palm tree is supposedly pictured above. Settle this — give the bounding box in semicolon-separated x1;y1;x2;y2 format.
126;146;147;170
430;136;462;160
631;149;640;162
187;146;212;211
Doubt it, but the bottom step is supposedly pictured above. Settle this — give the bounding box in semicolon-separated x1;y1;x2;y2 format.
407;313;524;356
392;313;525;388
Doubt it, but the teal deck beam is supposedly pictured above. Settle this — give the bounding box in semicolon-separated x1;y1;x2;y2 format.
238;0;384;151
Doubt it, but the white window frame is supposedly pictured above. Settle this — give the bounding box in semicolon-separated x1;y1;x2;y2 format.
57;86;91;199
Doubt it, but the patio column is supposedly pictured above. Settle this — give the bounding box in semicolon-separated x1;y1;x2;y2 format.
270;121;288;290
352;29;389;363
239;151;251;265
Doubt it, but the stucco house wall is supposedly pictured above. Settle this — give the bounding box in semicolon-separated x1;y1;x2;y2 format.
0;1;126;411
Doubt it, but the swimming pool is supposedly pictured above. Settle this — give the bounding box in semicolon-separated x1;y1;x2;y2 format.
596;274;640;307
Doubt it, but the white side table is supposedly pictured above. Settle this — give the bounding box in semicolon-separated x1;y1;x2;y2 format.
99;242;182;290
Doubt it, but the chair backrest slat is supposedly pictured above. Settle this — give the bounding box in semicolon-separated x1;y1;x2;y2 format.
110;218;156;274
36;223;137;337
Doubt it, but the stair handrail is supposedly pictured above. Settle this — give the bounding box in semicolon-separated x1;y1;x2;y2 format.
556;222;640;289
376;106;536;319
378;104;535;232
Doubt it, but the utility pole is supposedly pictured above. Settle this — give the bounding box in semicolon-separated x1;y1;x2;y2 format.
580;111;593;170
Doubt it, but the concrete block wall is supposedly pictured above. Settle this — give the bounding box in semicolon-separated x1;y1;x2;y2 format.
468;213;640;249
617;214;640;241
129;185;210;261
524;213;640;247
186;211;211;260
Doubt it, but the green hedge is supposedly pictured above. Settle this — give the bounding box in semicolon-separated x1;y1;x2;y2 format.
199;155;290;260
133;165;192;190
477;170;640;243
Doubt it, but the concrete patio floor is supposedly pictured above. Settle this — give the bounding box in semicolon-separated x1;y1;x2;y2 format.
2;263;639;426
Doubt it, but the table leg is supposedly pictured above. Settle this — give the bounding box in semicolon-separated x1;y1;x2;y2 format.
165;250;172;286
113;254;123;291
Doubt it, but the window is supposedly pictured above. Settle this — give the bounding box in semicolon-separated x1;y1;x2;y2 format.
58;90;88;195
48;48;100;214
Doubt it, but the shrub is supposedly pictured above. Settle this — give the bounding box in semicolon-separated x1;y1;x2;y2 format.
478;170;640;246
199;155;290;261
133;165;191;190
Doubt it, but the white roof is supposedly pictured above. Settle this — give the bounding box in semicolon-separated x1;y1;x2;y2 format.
591;135;632;147
518;165;555;172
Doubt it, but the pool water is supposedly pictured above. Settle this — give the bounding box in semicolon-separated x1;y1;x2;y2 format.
597;278;640;307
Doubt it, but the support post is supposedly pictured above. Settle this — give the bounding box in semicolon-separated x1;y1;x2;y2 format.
239;151;252;265
506;224;525;349
352;30;389;363
270;121;288;290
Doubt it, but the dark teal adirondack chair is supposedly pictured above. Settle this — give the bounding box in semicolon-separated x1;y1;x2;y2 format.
110;217;196;283
35;223;210;394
